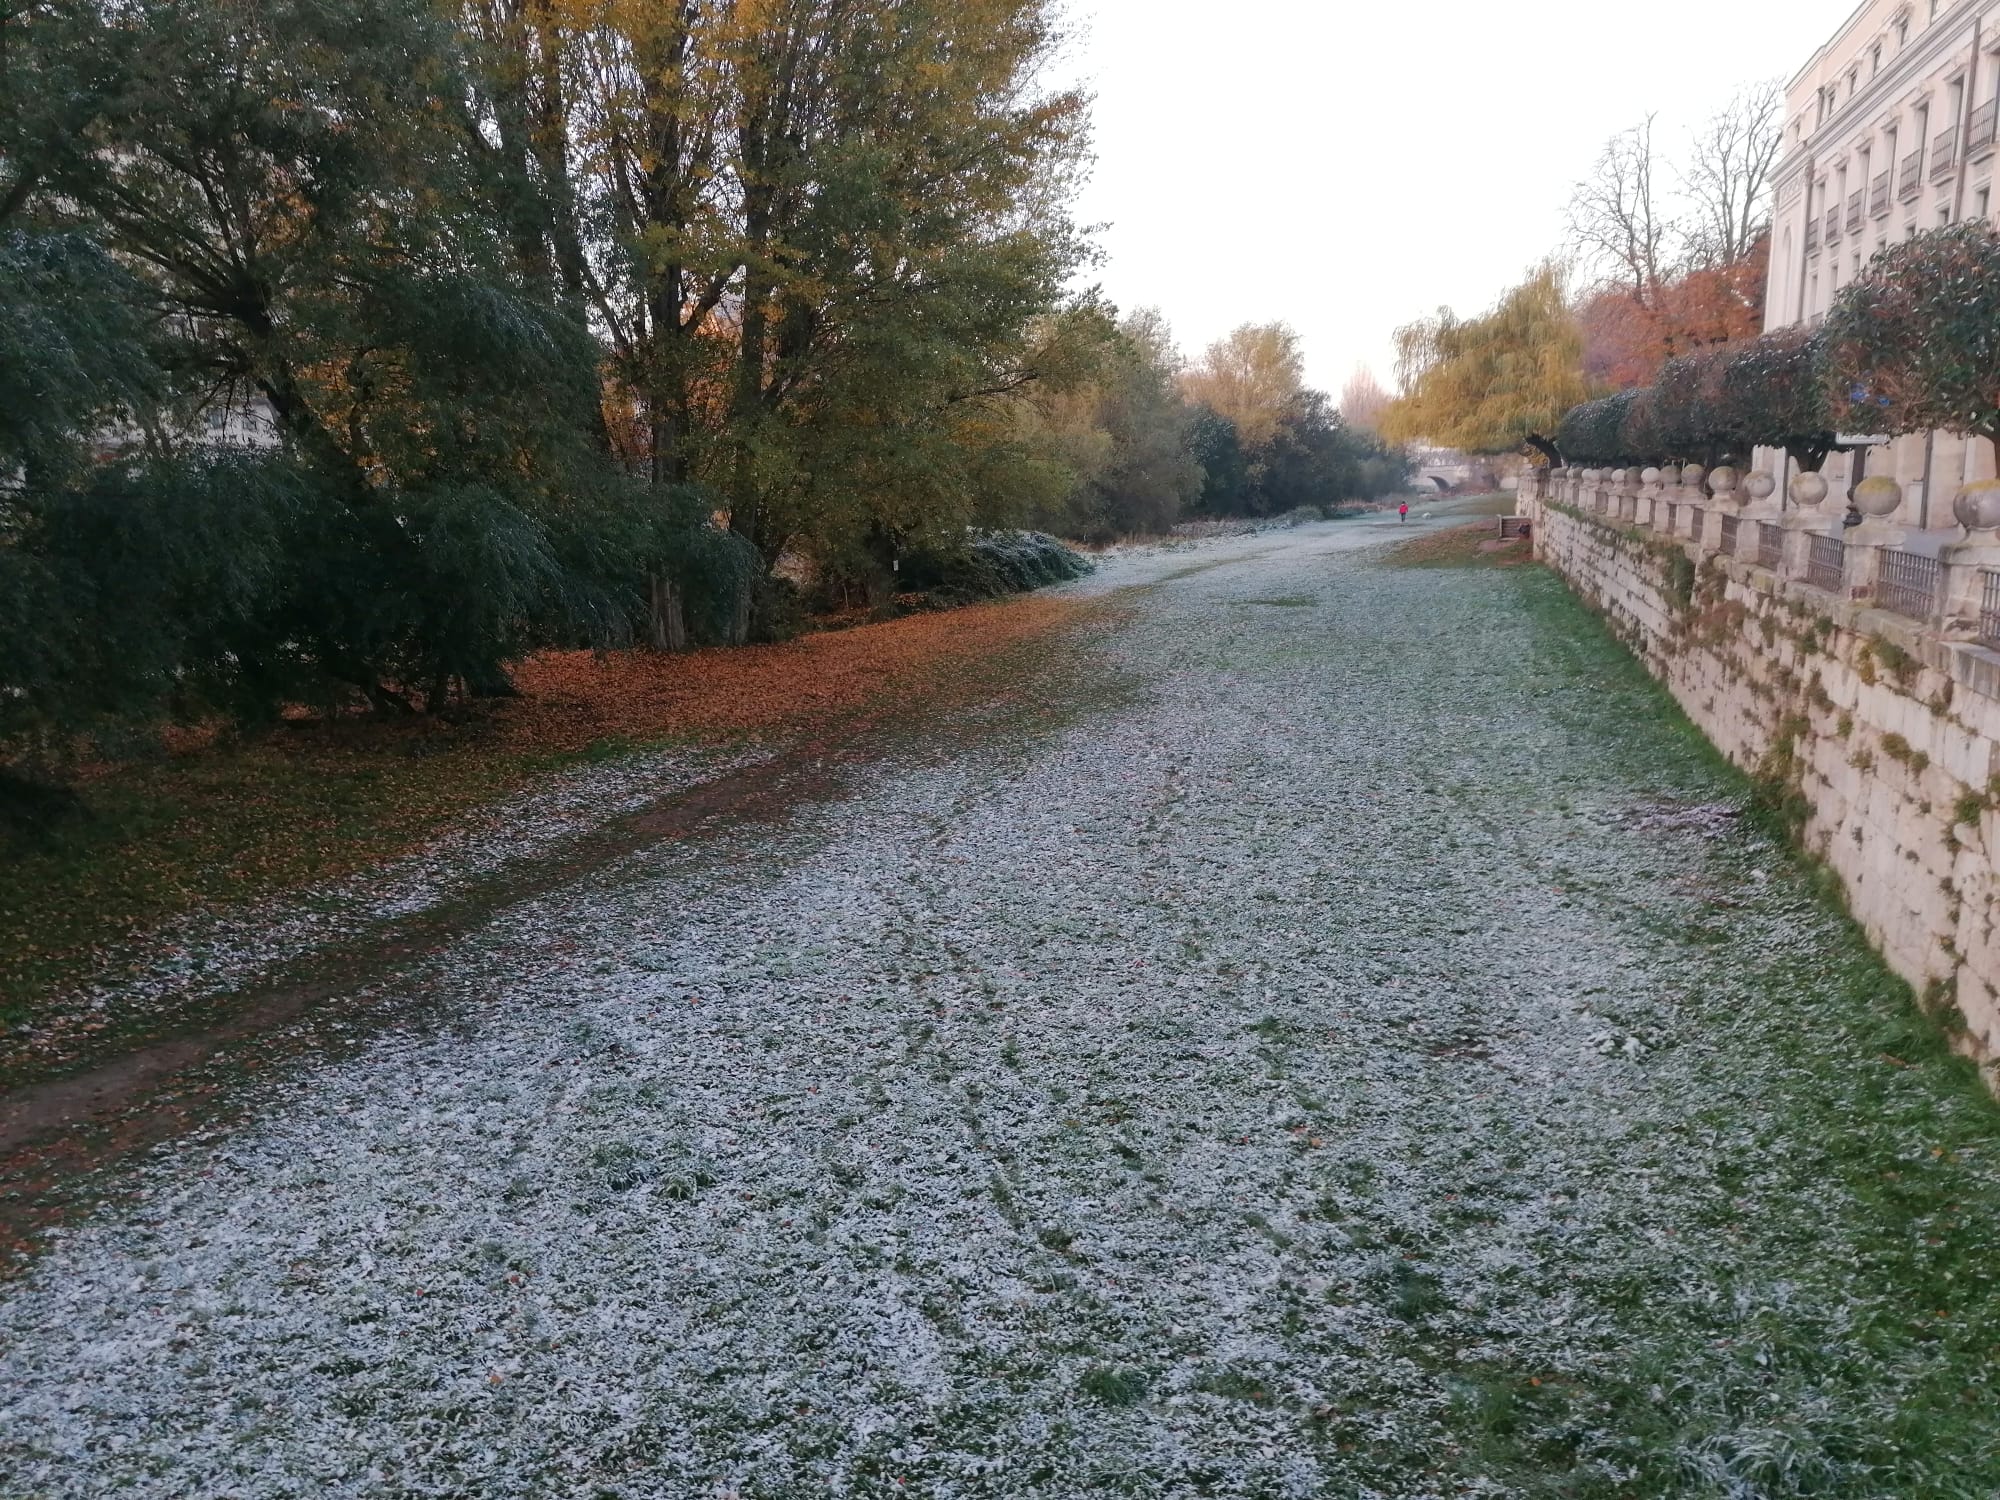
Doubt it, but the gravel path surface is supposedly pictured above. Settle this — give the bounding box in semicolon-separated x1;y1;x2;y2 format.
5;518;2000;1498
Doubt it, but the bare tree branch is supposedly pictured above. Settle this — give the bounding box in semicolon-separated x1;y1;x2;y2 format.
1567;115;1674;305
1681;79;1783;269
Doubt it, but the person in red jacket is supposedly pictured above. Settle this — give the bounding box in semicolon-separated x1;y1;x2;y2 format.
1398;501;1410;524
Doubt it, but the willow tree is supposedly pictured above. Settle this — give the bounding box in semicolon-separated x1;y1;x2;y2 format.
1380;263;1591;464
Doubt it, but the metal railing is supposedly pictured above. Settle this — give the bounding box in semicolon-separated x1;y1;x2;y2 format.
1970;99;2000;157
1825;205;1844;243
1982;571;2000;648
1878;549;1940;621
1846;191;1864;233
1871;171;1892;217
1666;502;1679;536
1900;151;1925;200
1720;514;1739;554
1808;533;1847;593
1758;522;1783;569
1933;128;1960;181
1686;507;1705;546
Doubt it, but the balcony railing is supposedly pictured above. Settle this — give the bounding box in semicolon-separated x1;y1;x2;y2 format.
1826;206;1844;242
1982;571;2000;648
1846;191;1864;233
1758;522;1783;570
1809;533;1848;593
1970;99;2000;158
1933;128;1959;182
1901;151;1925;200
1878;549;1941;621
1871;172;1892;217
1720;514;1740;554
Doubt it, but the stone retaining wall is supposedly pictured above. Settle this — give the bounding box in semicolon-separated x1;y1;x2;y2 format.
1524;488;2000;1073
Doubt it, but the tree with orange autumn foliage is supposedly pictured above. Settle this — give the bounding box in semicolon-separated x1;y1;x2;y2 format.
1578;237;1770;390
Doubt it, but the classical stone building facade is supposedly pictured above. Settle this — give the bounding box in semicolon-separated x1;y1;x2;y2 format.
1768;0;2000;523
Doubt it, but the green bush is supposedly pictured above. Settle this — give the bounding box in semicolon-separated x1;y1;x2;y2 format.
1653;345;1738;465
1617;387;1666;467
1557;392;1640;466
899;530;1093;608
1826;221;2000;442
1721;326;1837;472
1554;327;1840;474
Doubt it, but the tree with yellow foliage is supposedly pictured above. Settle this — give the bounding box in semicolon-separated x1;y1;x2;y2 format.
1181;324;1306;451
1380;264;1590;465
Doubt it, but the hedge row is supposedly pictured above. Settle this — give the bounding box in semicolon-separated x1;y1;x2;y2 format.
1556;222;2000;470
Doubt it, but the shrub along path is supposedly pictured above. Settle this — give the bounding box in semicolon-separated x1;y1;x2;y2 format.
3;516;1999;1496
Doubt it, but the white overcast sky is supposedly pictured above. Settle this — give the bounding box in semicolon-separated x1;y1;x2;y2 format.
1059;0;1843;392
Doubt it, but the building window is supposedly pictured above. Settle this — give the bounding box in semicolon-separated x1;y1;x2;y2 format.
1980;186;1993;219
1940;202;1954;226
1898;16;1910;46
1872;44;1882;76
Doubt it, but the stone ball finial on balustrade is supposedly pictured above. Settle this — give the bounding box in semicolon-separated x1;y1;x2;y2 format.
1955;478;2000;535
1681;464;1707;494
1707;466;1739;501
1849;474;1905;548
1790;471;1830;509
1659;463;1682;488
1742;472;1776;504
1641;466;1662;487
1853;475;1903;519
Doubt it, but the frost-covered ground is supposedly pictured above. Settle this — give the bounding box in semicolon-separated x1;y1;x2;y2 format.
5;520;2000;1498
12;744;771;1075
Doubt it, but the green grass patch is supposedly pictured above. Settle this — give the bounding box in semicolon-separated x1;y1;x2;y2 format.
0;727;593;1019
1385;521;1535;570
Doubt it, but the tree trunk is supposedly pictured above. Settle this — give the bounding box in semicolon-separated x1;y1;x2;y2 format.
648;572;689;652
1522;433;1561;467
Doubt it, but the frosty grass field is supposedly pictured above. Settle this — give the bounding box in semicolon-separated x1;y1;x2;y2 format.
4;515;2000;1497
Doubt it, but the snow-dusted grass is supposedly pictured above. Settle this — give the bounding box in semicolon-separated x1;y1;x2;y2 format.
3;526;1998;1497
6;742;767;1079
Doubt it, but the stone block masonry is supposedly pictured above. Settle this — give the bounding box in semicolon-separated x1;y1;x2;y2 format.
1524;483;2000;1075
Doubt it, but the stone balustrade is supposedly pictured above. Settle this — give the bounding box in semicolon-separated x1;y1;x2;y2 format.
1521;464;2000;650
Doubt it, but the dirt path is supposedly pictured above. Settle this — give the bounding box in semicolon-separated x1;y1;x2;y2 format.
3;516;1999;1498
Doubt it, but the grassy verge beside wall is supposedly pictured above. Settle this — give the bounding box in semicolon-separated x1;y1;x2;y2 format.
1529;498;2000;1076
